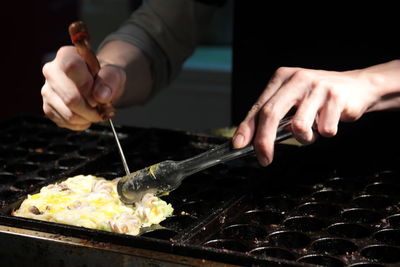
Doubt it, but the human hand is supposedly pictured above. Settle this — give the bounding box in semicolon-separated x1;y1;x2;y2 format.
41;46;126;130
232;66;382;166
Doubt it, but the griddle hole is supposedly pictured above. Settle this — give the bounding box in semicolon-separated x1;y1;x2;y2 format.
297;254;344;267
310;237;358;256
348;263;386;267
0;189;16;199
58;157;86;168
37;129;67;140
67;133;98;144
5;162;38;175
13;177;46;190
19;140;47;151
159;215;197;231
311;189;351;203
38;167;66;178
283;216;325;232
279;185;312;199
257;196;295;212
372;229;400;246
352;195;395;210
0;133;19;144
0;149;26;158
27;153;59;163
240;210;282;226
249;246;295;261
386;214;400;228
325;177;363;192
221;224;268;240
140;228;177;240
174;200;205;218
360;245;400;263
48;144;79;154
78;147;104;157
372;170;400;184
296;202;340;218
365;182;400;197
0;172;17;183
327;223;370;239
341;208;383;224
267;231;311;249
203;239;249;253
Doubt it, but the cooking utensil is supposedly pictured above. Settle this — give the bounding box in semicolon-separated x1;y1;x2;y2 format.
117;116;293;204
68;21;130;175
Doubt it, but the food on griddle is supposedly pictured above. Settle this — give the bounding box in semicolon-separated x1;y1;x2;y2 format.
13;175;173;235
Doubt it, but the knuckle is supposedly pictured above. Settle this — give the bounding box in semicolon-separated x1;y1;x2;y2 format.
63;94;80;108
274;66;291;77
291;118;308;135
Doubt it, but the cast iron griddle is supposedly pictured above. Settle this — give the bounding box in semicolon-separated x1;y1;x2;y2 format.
1;114;400;267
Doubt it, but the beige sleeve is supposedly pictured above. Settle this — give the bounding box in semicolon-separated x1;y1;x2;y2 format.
99;0;217;94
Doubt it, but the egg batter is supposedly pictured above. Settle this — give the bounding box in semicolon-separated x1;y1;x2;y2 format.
13;175;173;235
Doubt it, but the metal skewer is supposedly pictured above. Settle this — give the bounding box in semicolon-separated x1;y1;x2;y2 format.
68;21;130;176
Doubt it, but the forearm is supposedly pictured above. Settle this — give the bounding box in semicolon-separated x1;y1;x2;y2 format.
358;59;400;112
97;40;153;107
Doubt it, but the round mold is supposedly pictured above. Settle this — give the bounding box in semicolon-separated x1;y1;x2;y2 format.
327;222;370;239
0;172;17;183
37;129;68;140
140;228;177;240
310;237;358;256
360;244;400;263
372;170;400;184
249;246;295;261
325;177;364;192
47;144;79;154
37;167;66;179
348;262;386;267
0;189;17;199
257;196;295;212
283;216;325;232
221;224;268;240
386;214;400;228
27;153;59;163
174;200;206;218
240;209;283;226
57;157;86;168
267;230;311;249
5;162;38;175
352;194;395;210
297;254;344;267
13;177;46;190
159;215;197;231
311;189;351;203
18;140;47;151
365;182;400;197
279;185;312;199
296;202;340;218
78;147;104;157
67;133;98;144
202;239;249;253
341;208;383;224
372;229;400;246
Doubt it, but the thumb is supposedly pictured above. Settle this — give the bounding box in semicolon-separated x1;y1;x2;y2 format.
93;64;126;104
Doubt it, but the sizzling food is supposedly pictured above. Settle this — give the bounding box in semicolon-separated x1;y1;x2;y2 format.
13;175;173;235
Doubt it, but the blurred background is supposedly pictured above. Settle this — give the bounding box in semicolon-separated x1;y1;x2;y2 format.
3;0;233;132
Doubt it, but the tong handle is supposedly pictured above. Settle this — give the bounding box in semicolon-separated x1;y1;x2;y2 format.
68;21;115;120
179;116;293;177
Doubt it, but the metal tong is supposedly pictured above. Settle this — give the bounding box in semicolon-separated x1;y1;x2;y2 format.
68;21;130;175
117;116;293;204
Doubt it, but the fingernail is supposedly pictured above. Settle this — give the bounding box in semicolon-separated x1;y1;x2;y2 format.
259;156;270;167
233;134;244;148
94;84;111;101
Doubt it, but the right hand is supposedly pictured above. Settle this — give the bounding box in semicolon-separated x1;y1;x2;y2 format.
41;46;126;130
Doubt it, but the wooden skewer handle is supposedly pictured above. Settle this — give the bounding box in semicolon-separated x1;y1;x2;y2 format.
68;21;115;120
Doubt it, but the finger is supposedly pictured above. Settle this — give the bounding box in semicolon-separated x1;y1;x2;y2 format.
291;86;325;144
45;65;103;123
56;46;97;107
252;71;311;165
45;86;92;126
233;67;298;149
93;65;126;104
317;94;341;137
